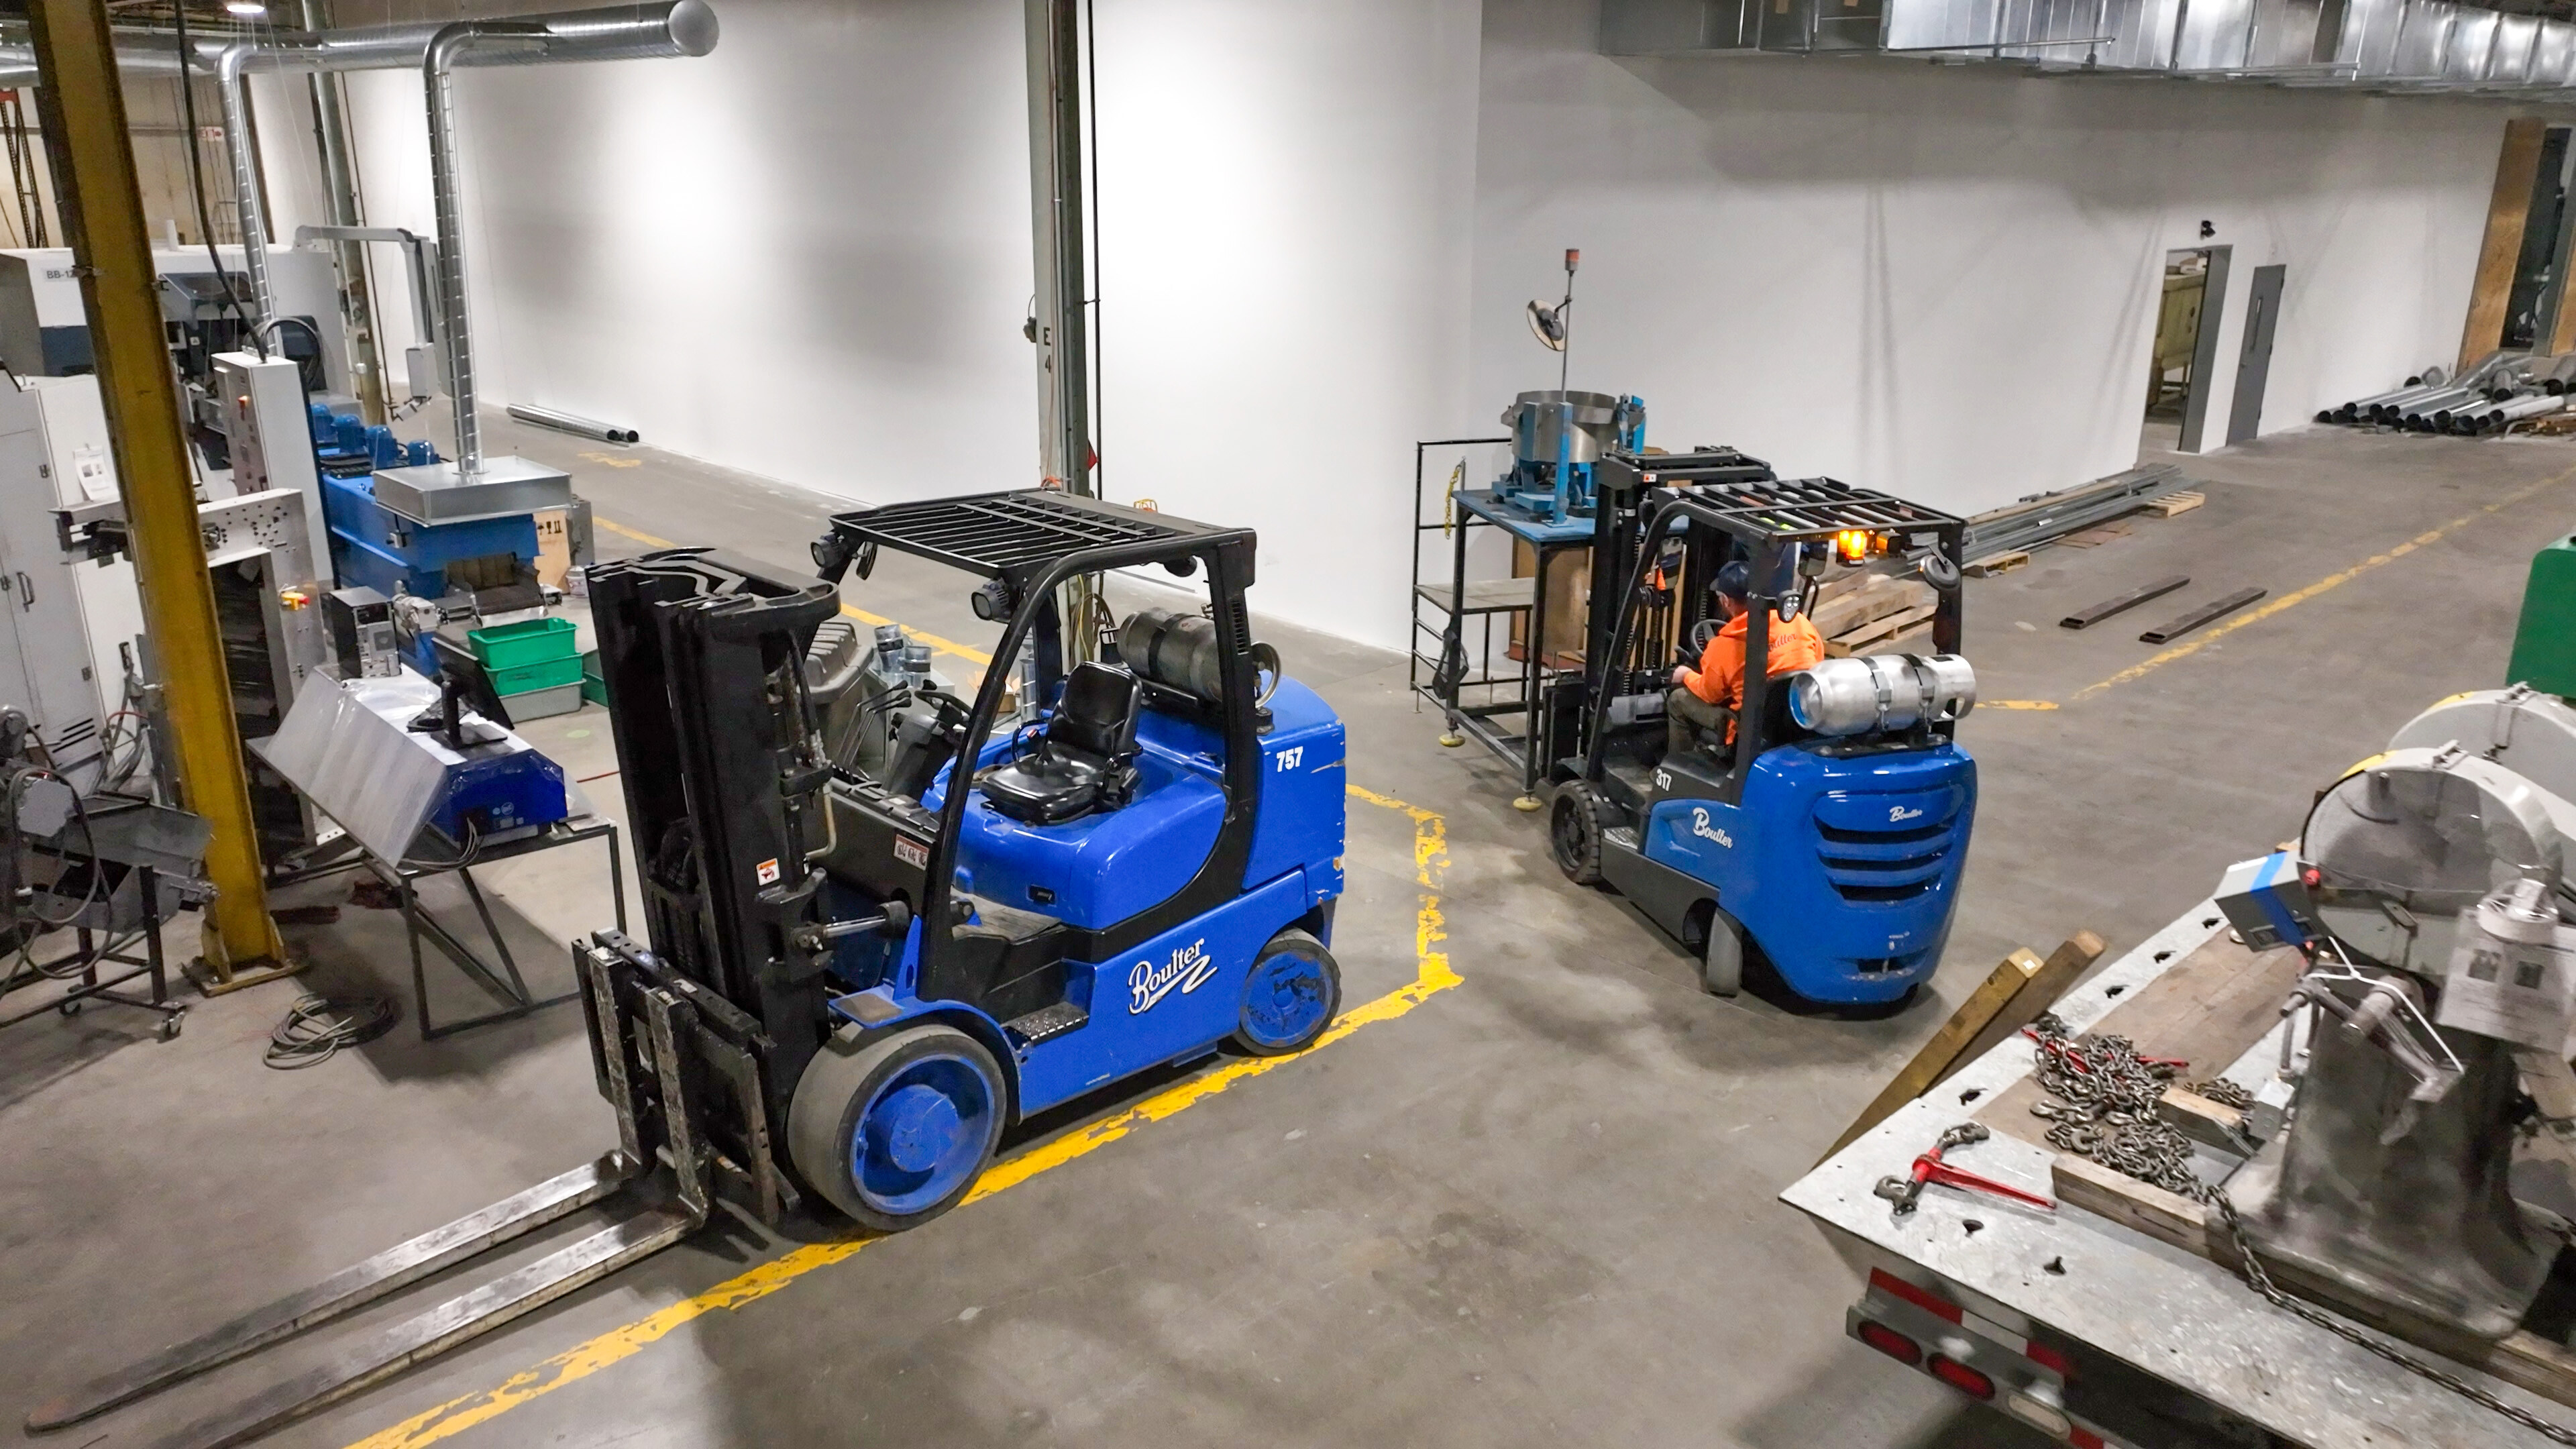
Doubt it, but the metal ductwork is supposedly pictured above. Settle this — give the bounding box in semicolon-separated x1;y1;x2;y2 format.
409;3;717;472
0;3;715;447
1604;0;2576;98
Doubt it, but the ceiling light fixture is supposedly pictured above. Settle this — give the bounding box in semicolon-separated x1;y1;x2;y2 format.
224;2;268;16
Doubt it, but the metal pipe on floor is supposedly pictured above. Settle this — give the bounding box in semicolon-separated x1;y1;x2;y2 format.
506;403;635;444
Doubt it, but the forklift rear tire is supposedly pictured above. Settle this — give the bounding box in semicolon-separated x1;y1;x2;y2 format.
788;1023;1006;1233
1550;782;1609;886
1233;928;1342;1056
1701;913;1745;998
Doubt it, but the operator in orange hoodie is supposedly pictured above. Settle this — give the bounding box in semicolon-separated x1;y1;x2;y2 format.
1668;559;1825;757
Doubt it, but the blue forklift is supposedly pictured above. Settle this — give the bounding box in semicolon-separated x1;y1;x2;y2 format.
583;489;1350;1229
1538;453;1980;1007
29;491;1348;1448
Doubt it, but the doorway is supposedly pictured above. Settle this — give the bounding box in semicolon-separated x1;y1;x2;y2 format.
2145;246;2229;454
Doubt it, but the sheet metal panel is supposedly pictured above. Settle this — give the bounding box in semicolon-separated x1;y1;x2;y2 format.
2443;7;2499;79
2173;0;2257;70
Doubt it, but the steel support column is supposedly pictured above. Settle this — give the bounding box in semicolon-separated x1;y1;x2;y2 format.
1024;0;1090;496
25;0;290;985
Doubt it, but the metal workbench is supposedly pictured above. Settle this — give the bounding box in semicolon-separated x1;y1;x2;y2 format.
1783;902;2576;1448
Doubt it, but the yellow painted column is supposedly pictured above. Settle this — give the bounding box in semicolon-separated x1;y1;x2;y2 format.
27;0;289;982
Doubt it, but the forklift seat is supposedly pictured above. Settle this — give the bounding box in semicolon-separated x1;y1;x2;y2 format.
978;662;1143;826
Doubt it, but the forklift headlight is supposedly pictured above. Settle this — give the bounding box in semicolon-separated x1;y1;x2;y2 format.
970;578;1016;621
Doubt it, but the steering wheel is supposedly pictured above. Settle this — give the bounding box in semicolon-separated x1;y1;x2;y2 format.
918;685;974;741
1676;617;1723;667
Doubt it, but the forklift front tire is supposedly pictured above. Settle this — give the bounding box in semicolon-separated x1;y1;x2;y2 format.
1701;912;1746;998
1550;782;1609;886
1233;928;1342;1056
788;1023;1006;1233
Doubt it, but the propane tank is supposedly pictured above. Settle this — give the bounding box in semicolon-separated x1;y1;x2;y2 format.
1784;654;1978;739
1116;608;1280;704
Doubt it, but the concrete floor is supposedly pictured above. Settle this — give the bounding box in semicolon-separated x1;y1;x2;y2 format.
5;415;2574;1449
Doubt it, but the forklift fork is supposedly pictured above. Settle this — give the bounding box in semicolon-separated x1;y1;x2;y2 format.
22;936;777;1449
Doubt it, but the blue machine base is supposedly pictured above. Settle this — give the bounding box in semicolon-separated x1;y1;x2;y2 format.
323;469;539;603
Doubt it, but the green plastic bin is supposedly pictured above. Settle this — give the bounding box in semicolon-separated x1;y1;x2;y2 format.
468;616;578;672
2510;532;2576;698
489;655;585;695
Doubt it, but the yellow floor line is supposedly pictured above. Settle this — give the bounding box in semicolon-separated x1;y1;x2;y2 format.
590;516;994;667
592;516;675;549
1980;700;2059;710
341;788;1456;1449
2063;464;2576;704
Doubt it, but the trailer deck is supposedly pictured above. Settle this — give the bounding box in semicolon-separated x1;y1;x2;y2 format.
1784;902;2576;1448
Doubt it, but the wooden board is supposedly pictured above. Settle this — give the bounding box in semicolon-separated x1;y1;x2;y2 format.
1508;539;1589;667
2145;490;2205;518
1976;928;2303;1152
2051;1155;2576;1415
1812;575;1931;640
1827;602;1937;657
1822;933;2106;1162
1848;622;1935;659
2462;117;2551;374
2059;520;2136;549
1964;551;2027;578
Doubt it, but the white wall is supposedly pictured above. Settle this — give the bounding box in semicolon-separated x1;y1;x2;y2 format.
1085;0;1485;647
332;0;1040;491
307;0;1483;650
1472;0;2500;515
285;0;2511;649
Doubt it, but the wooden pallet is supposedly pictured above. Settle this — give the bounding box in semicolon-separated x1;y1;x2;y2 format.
2145;489;2206;517
1826;602;1936;657
1963;550;2029;578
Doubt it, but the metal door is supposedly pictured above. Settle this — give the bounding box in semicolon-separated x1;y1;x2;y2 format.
2226;264;2286;445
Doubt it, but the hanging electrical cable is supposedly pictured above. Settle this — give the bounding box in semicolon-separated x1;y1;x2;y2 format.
169;0;264;357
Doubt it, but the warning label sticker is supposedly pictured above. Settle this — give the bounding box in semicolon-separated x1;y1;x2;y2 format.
755;857;781;885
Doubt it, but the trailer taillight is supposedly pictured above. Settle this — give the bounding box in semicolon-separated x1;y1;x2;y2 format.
1855;1320;1921;1365
1927;1355;1994;1401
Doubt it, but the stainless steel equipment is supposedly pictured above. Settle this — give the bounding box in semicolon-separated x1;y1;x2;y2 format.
0;375;144;776
2229;743;2576;1342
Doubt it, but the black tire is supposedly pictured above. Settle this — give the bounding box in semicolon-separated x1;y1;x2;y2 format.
1550;782;1608;886
1701;910;1746;998
788;1022;1006;1233
1231;928;1342;1057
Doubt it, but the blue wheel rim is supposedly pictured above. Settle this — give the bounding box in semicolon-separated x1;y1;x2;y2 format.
1239;949;1330;1049
848;1051;998;1216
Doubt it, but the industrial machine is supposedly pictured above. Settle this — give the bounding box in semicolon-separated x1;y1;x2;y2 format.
252;665;570;866
0;374;144;779
0;244;349;397
0;707;209;1044
2213;680;2576;1344
28;490;1348;1448
1489;388;1646;524
1539;453;1978;1006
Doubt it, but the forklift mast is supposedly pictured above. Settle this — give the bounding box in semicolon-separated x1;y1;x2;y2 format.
587;549;843;1121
